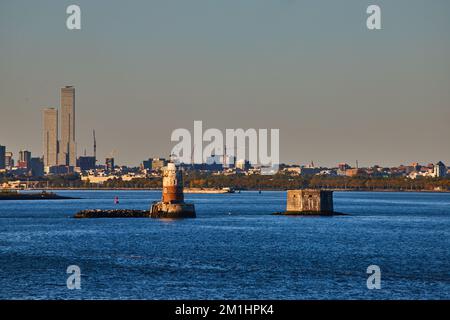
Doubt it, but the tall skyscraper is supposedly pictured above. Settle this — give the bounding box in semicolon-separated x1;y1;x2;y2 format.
59;86;76;166
43;108;58;167
0;145;6;170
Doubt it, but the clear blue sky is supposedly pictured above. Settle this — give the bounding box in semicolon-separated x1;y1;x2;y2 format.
1;0;449;167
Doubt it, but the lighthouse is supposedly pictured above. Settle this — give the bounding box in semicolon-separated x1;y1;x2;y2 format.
162;162;184;203
150;162;196;218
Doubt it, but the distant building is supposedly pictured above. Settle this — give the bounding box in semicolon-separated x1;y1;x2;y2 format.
283;166;301;175
142;159;152;170
46;165;74;175
16;161;28;169
345;168;367;177
192;162;223;172
222;155;236;169
19;150;31;163
77;156;96;171
5;152;13;169
152;158;167;171
18;150;32;169
299;167;321;176
337;163;350;176
0;145;5;170
105;157;115;172
338;163;350;171
433;161;447;178
43;108;59;167
30;157;44;177
236;159;250;171
410;162;421;173
317;169;337;176
202;154;223;171
81;174;114;184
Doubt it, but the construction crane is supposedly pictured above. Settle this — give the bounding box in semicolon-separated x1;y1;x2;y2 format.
93;130;97;163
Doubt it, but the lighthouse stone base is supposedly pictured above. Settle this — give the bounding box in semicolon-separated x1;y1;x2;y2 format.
150;202;196;219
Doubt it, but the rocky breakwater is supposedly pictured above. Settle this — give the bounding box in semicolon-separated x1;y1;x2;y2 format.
0;191;77;201
74;209;151;218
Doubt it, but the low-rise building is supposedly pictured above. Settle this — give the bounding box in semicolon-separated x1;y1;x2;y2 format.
152;158;167;171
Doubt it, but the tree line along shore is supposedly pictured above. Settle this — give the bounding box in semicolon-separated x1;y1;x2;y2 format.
5;172;450;192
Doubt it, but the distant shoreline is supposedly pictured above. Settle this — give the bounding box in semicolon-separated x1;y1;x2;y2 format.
18;187;450;193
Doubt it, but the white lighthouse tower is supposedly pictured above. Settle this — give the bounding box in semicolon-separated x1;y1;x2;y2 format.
150;162;196;218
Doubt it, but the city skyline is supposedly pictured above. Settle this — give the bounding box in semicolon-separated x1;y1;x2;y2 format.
2;81;449;168
1;0;450;167
42;86;77;169
2;1;450;305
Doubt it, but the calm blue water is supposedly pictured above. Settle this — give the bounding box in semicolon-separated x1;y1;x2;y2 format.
0;191;449;300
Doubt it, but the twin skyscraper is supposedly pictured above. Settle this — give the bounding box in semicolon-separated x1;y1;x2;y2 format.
42;86;76;170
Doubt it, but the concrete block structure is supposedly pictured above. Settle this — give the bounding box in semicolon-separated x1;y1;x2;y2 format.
284;189;334;215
